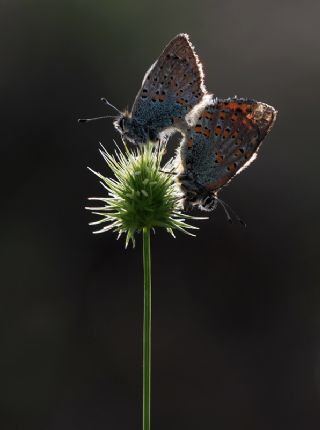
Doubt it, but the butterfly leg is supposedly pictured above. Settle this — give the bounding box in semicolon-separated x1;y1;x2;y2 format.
215;197;246;226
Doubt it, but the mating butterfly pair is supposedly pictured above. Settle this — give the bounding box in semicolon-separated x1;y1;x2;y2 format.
80;34;277;213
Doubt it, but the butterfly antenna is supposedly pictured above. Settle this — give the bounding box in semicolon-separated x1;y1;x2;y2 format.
216;197;246;227
100;97;122;114
215;197;233;223
78;115;115;123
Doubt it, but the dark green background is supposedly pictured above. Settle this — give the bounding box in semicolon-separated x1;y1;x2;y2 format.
2;1;320;429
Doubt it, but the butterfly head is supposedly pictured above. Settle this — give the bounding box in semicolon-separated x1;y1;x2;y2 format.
182;191;217;212
198;193;218;212
114;112;150;146
178;174;218;212
182;190;217;212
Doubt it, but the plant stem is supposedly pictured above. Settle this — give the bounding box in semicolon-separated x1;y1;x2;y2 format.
142;227;151;430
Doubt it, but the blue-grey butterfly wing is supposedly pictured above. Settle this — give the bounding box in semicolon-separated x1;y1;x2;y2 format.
184;97;277;191
131;33;208;135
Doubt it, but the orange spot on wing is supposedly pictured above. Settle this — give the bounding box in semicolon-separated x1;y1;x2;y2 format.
227;163;237;173
242;118;253;130
223;129;230;138
194;126;210;137
224;102;252;115
153;95;166;102
177;98;187;105
224;102;241;111
215;152;224;163
202;111;214;120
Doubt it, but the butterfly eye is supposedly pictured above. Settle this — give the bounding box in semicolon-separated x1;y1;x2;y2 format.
118;117;125;130
200;195;217;212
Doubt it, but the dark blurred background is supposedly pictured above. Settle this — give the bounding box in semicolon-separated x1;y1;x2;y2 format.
1;0;320;429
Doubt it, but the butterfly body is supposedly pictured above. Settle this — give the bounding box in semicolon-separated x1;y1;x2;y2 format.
176;97;277;211
113;33;209;145
114;99;185;145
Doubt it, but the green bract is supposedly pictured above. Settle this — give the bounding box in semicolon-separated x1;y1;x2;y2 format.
86;143;204;247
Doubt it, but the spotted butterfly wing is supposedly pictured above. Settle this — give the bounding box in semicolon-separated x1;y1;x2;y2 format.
114;33;210;145
177;97;277;210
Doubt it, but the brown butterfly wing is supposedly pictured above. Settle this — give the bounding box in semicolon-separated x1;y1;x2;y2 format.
184;97;277;192
130;34;208;133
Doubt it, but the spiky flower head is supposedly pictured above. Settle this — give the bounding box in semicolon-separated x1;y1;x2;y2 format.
86;143;204;247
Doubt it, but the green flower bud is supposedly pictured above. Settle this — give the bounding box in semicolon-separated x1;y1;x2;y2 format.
86;143;205;247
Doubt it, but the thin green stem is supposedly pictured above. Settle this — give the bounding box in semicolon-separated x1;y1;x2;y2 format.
143;227;151;430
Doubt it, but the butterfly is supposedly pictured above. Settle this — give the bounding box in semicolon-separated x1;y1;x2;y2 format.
176;96;277;214
79;34;211;145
